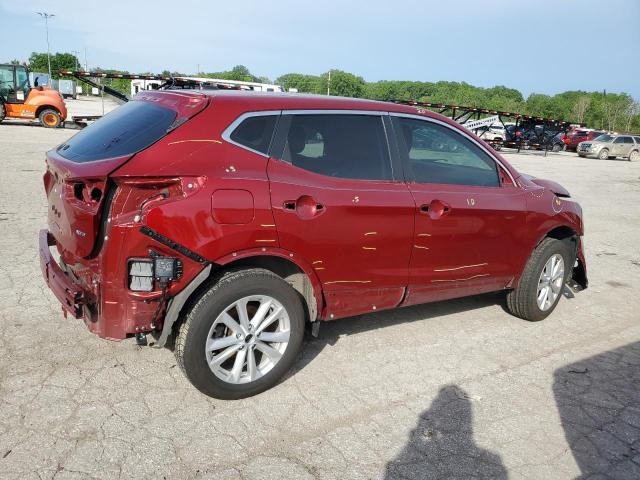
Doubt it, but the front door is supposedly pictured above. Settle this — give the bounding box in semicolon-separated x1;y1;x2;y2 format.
611;137;630;157
391;115;527;305
267;112;415;319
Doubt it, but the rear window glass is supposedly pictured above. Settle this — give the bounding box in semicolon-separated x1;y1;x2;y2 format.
229;115;277;155
57;101;177;162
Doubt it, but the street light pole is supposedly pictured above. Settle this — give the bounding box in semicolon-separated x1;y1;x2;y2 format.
36;12;55;82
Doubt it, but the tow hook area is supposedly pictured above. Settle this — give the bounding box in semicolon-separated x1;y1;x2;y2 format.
135;333;148;346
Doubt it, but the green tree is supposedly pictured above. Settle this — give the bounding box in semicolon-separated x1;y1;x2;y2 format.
275;73;322;93
321;69;366;98
28;52;80;78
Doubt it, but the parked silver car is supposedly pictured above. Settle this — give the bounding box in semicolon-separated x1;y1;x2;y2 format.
577;134;640;161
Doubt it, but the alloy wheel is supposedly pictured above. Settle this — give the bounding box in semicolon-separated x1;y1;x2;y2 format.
205;295;291;384
537;254;565;311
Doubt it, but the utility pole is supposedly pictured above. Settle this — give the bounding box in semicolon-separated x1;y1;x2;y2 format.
327;70;331;96
71;50;80;70
36;12;55;83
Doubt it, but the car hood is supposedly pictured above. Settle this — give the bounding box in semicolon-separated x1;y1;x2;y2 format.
521;174;571;198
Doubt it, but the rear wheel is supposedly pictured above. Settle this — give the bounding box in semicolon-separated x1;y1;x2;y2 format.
175;268;305;399
552;144;562;152
0;102;5;123
39;108;61;128
598;148;609;160
629;150;639;162
506;238;571;322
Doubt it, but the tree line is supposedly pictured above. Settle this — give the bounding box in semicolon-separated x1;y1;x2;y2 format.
20;52;640;133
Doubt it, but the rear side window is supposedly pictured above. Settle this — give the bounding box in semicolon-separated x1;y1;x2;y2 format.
396;117;499;187
280;114;392;181
57;101;177;162
229;114;278;155
623;137;634;144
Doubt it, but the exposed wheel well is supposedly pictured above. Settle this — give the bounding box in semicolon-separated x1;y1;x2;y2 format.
544;225;578;254
220;256;318;324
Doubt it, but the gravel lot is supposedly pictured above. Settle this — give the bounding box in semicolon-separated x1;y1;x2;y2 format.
0;122;639;480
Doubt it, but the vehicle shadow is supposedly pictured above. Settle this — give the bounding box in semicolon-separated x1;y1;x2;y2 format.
293;292;508;373
384;384;508;479
553;341;640;479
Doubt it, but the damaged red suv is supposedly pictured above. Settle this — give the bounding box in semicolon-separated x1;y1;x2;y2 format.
40;91;587;399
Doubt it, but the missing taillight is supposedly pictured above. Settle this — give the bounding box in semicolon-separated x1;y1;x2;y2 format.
128;259;154;291
90;187;102;202
128;256;183;291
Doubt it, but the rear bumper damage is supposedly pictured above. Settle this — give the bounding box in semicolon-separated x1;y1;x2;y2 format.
39;230;84;318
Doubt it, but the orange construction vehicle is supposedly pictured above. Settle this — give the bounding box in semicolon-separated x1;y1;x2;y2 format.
0;64;67;128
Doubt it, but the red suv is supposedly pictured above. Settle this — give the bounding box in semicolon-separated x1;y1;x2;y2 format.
564;129;604;151
40;91;588;399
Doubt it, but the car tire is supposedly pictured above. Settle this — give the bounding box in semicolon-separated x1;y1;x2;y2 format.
175;268;305;399
0;102;5;123
506;237;572;322
552;144;562;153
629;150;639;162
598;148;609;160
39;108;62;128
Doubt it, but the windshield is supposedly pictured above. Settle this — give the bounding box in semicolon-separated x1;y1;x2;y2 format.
57;100;177;162
593;134;613;143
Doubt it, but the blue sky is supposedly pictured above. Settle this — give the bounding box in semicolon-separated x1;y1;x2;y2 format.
1;0;639;99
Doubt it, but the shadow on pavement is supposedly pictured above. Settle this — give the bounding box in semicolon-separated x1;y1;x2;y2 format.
293;292;507;373
553;341;640;479
384;385;508;479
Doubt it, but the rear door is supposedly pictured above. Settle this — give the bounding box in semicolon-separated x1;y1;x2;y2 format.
45;92;208;257
391;114;527;305
267;111;415;319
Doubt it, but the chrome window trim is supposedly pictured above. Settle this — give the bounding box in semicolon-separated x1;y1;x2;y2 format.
282;109;389;116
221;110;282;158
389;112;517;186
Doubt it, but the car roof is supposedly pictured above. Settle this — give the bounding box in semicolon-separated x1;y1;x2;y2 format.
159;89;442;117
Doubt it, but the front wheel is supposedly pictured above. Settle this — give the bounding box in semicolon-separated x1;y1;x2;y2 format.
175;268;305;399
598;148;609;160
506;238;571;322
39;108;62;128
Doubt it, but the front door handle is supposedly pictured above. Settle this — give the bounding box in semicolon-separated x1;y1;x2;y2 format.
283;195;325;220
420;199;450;220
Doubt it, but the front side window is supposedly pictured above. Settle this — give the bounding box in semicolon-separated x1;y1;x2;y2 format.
396;117;500;187
280;114;392;181
229;114;278;155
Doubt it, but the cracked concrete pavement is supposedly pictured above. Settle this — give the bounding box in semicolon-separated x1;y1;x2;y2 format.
0;121;639;479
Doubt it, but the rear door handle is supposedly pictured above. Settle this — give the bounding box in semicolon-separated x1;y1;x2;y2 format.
283;195;325;220
420;199;450;219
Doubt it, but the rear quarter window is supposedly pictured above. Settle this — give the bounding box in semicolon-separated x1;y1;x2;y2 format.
57;101;177;162
228;114;278;155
